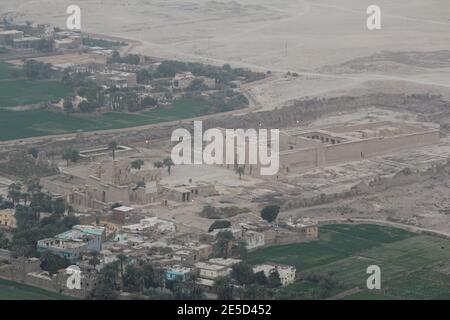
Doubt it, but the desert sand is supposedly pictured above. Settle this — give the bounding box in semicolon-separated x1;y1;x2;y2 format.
2;0;450;107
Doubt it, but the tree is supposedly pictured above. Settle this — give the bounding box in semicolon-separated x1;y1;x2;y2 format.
123;265;144;293
20;192;30;206
172;274;205;300
142;264;164;289
111;202;122;210
235;166;245;180
254;271;268;286
131;159;144;170
163;157;174;175
87;255;100;271
134;180;146;190
214;276;234;300
216;230;234;259
28;147;39;159
7;183;22;205
62;149;80;167
23;60;53;79
153;161;163;168
117;254;127;283
91;263;119;300
260;205;280;223
63;99;74;113
78;100;95;113
231;240;248;258
230;262;255;286
0;231;10;250
141;96;157;107
108;141;118;160
208;220;231;232
236;284;272;300
40;252;70;275
267;270;282;288
52;197;67;216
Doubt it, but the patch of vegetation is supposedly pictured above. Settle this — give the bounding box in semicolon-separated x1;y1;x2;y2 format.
0;278;74;300
245;224;450;300
0;151;58;179
82;37;126;48
199;205;250;219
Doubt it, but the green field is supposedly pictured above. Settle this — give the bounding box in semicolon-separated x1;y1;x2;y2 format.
245;224;450;300
0;97;211;140
0;278;74;300
0;61;217;140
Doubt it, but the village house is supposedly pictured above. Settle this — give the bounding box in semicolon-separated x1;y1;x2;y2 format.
37;225;106;261
165;265;192;282
283;217;319;239
194;262;231;280
0;209;16;228
252;263;296;286
0;30;24;45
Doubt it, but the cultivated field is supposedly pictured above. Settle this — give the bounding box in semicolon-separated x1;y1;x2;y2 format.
0;62;216;140
245;224;450;300
0;278;74;300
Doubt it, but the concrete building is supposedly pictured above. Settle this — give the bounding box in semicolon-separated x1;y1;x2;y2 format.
0;30;23;45
37;225;106;261
54;37;82;50
252;263;296;286
160;181;217;202
0;209;16;228
122;217;176;234
207;258;241;267
172;72;195;90
283;217;319;239
195;262;231;280
112;205;135;224
91;70;137;88
165;265;192;282
12;37;41;49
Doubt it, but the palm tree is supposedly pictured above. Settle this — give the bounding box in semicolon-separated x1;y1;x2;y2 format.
89;253;101;269
7;183;22;205
108;141;118;160
235;166;245;180
131;159;144;170
62;149;78;167
216;231;234;259
153;160;163;169
21;192;30;206
163;158;174;175
117;254;127;284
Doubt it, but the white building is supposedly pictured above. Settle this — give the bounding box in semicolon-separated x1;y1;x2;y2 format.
195;262;231;280
122;217;175;233
252;263;296;286
207;258;241;267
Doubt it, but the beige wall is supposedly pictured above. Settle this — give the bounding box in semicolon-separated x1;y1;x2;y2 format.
324;131;440;165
